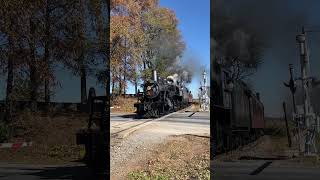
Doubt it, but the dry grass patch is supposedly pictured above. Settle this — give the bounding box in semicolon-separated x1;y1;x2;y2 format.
127;135;210;180
111;97;137;113
0;110;87;164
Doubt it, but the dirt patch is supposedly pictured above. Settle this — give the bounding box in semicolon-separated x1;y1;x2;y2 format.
214;117;320;167
215;135;293;162
126;134;210;180
186;103;201;112
111;97;137;113
0;110;88;165
215;117;299;162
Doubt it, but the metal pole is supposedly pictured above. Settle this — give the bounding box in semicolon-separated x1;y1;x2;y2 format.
300;27;310;127
284;64;301;153
296;26;318;155
289;64;297;113
283;102;292;148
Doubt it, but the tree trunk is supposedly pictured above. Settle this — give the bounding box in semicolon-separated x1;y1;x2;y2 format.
123;73;126;97
80;66;87;104
118;72;122;95
135;78;138;95
91;0;104;49
123;38;127;97
112;79;115;95
134;65;138;94
29;18;38;111
105;84;108;97
30;64;37;100
44;80;50;102
143;61;146;81
44;0;51;105
6;52;13;103
6;60;13;100
79;0;87;104
5;38;14;123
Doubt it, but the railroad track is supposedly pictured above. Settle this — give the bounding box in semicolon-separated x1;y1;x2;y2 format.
110;105;197;138
111;111;181;139
111;118;154;138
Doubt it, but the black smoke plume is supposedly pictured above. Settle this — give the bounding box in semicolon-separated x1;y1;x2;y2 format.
214;0;320;117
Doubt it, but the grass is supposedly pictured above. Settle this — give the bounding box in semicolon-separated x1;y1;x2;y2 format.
265;117;320;153
128;171;169;180
127;135;210;180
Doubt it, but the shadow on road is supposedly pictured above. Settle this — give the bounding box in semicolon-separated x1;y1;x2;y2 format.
21;165;94;180
119;114;140;119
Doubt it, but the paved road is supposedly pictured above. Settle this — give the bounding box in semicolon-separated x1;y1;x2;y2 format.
110;111;210;138
158;111;210;125
110;111;210;128
213;160;320;180
0;163;92;180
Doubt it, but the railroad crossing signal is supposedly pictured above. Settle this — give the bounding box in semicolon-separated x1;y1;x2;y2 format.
284;64;297;95
292;26;319;156
284;64;297;114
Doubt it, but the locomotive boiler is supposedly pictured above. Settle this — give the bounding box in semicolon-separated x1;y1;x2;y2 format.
212;61;265;156
134;70;193;118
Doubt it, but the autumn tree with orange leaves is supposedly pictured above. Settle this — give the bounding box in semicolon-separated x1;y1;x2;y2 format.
0;0;109;139
110;0;185;95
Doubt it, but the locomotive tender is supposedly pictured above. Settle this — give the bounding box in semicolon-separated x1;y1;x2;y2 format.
134;70;193;118
212;62;265;155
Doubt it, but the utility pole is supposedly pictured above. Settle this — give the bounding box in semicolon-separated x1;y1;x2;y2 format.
296;26;317;155
296;27;311;127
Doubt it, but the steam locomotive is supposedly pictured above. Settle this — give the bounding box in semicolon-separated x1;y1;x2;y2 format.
212;62;265;156
134;70;193;118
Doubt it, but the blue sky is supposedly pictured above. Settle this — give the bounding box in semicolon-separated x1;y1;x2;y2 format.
127;0;210;98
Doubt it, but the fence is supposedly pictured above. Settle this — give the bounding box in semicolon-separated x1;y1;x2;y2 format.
0;101;87;113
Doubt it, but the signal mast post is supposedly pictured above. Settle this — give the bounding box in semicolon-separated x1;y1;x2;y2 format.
296;27;318;156
199;70;210;111
284;64;301;152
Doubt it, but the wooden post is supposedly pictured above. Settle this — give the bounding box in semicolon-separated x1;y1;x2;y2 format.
283;102;292;147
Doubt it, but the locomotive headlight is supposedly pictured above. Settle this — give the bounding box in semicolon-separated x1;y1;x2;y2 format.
144;83;159;98
146;85;154;96
147;90;153;96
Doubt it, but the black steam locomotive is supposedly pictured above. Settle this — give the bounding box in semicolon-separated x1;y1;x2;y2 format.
212;62;264;156
134;70;193;118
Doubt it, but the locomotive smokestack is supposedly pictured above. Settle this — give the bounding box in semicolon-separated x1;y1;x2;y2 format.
153;70;157;82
